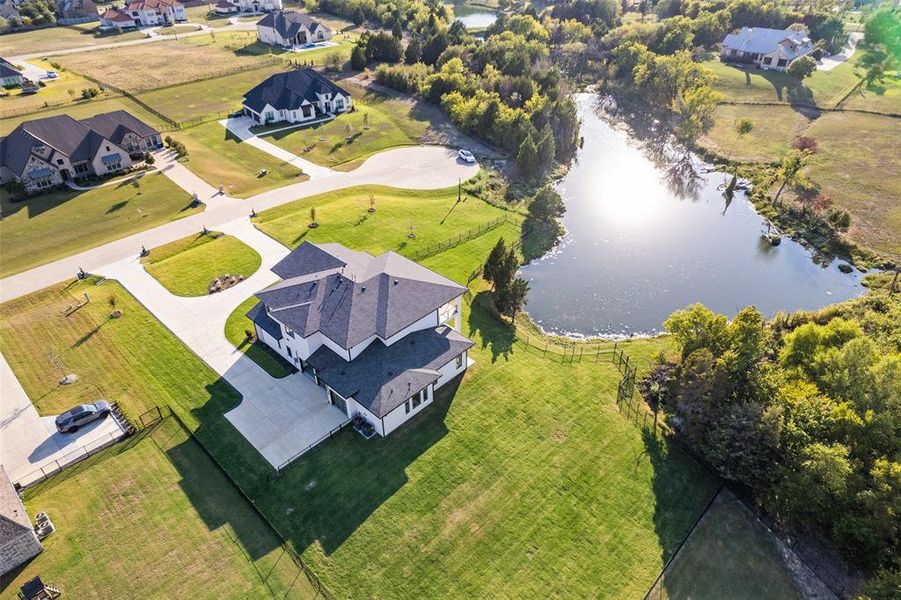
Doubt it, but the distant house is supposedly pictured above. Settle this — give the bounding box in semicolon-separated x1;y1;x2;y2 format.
0;111;161;193
57;0;99;24
241;69;352;126
213;0;281;15
0;58;24;88
248;242;473;437
0;466;43;577
101;0;184;27
721;27;815;71
256;10;332;48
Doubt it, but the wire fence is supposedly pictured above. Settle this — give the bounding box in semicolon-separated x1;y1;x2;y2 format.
407;214;511;261
275;421;351;475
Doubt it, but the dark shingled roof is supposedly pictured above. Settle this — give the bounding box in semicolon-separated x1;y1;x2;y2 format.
242;68;349;113
256;242;465;350
0;111;158;178
307;325;473;417
257;10;325;39
0;58;21;80
246;301;283;341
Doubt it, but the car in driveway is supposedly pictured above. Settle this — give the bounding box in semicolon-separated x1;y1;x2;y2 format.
458;149;476;163
55;401;111;433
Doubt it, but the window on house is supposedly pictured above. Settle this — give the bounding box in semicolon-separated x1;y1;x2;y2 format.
286;346;292;357
73;162;89;174
106;160;122;171
56;159;64;165
34;174;55;188
777;59;787;67
334;99;344;111
456;354;463;369
105;145;110;151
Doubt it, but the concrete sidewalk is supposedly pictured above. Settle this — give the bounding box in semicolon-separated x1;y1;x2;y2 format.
220;116;336;179
95;220;348;467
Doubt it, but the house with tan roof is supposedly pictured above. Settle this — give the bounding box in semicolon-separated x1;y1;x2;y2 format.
214;0;281;15
100;0;184;28
247;242;473;437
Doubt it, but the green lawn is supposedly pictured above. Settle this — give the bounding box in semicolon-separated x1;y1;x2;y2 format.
254;184;513;264
225;295;297;378
653;492;803;599
700;104;815;163
1;418;315;599
141;231;262;297
134;63;284;123
180;29;358;67
0;59;103;118
263;84;431;169
175;122;307;197
0;23;146;56
0;172;198;278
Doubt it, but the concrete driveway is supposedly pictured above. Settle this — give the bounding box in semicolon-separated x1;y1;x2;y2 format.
819;32;864;71
95;220;348;468
0;352;126;487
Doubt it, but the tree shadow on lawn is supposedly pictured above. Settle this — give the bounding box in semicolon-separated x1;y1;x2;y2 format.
641;428;721;568
467;292;515;363
259;376;460;557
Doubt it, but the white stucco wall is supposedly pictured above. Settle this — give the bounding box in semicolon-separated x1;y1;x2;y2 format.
435;350;468;390
382;385;434;436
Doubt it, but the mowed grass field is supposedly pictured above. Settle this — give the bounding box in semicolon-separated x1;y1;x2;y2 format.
0;22;146;56
653;492;803;599
700;104;815;163
173;122;307;197
225;295;296;378
0;172;197;278
181;29;358;67
265;84;432;169
55;38;274;93
2;418;315;599
255;184;516;260
141;231;262;297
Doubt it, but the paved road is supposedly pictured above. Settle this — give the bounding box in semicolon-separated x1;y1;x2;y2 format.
0;146;477;303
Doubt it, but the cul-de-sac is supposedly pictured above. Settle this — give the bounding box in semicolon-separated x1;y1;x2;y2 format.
0;0;898;598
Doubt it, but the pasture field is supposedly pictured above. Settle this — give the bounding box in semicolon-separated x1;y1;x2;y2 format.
0;94;167;134
264;84;431;168
141;231;262;297
0;172;197;278
1;418;314;599
54;39;275;93
700;104;814;163
0;23;146;56
173;122;306;197
180;29;358;67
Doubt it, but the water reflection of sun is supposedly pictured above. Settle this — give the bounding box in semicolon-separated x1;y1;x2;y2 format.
587;153;668;230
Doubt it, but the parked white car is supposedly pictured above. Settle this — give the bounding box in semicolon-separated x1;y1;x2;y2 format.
458;149;476;164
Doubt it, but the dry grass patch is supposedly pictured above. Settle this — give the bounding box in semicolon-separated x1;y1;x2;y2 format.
55;40;274;93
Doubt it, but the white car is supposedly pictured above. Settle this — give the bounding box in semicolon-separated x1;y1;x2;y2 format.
458;149;476;164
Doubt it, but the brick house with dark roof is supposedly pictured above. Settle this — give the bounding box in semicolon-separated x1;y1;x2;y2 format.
247;242;473;437
0;466;42;576
0;110;161;193
256;10;332;48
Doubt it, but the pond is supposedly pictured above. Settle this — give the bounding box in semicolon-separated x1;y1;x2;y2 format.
519;94;867;337
452;4;499;29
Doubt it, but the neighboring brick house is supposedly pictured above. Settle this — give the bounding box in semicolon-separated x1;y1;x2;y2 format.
57;0;99;23
242;69;352;126
0;110;162;193
214;0;281;15
100;0;184;27
0;466;42;577
248;242;473;437
256;10;331;48
0;57;24;87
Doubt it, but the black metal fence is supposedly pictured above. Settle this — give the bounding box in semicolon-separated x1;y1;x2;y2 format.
408;214;510;261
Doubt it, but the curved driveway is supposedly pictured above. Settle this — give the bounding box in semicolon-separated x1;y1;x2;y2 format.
0;145;478;302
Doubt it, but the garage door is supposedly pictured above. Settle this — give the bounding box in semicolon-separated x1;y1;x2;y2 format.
329;389;347;415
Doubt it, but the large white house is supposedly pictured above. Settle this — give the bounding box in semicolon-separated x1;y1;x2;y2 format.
256;10;332;48
100;0;185;28
241;69;352;126
720;27;815;71
247;242;474;437
213;0;280;15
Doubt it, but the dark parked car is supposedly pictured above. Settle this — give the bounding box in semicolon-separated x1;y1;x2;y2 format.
55;401;111;433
